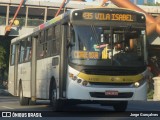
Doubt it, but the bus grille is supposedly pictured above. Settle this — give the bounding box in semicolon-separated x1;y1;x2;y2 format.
89;82;133;86
82;69;143;76
90;92;133;98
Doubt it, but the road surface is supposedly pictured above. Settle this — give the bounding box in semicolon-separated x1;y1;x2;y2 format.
0;88;160;120
0;96;160;111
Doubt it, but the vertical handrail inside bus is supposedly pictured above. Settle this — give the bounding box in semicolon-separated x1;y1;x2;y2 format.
5;0;25;36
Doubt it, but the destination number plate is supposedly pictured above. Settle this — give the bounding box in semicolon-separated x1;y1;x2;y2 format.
105;91;119;96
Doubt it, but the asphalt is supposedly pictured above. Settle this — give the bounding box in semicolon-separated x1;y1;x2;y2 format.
0;88;154;101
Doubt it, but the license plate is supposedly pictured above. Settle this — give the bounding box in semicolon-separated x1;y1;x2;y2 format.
105;91;119;96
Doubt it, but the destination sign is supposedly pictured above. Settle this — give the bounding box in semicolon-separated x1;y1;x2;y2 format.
82;12;136;22
73;51;99;59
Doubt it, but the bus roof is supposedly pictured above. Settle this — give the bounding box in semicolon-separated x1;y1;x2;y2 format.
11;10;70;43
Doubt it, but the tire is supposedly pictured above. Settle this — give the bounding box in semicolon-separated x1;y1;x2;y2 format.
113;101;128;112
19;83;29;106
50;81;63;111
29;99;36;105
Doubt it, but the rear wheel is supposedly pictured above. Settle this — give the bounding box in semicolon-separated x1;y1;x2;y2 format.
113;101;128;111
19;83;29;105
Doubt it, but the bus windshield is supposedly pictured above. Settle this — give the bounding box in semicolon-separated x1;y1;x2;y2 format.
69;25;146;67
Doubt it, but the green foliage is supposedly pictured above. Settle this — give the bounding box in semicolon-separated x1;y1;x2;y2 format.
147;89;154;99
0;36;13;81
0;46;6;69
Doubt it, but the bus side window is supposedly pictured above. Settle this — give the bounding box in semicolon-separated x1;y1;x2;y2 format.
40;43;47;57
37;32;47;59
37;33;42;59
39;31;45;43
46;28;53;41
25;37;32;61
49;25;60;56
52;40;56;55
55;25;61;55
19;40;26;63
10;44;16;65
52;26;56;56
47;40;52;57
47;27;54;57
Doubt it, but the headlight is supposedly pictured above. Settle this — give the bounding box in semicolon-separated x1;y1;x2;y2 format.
82;81;88;86
134;82;140;88
72;76;77;81
133;75;146;88
77;79;82;83
69;73;89;86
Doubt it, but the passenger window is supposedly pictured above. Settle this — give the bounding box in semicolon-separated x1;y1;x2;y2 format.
10;44;16;65
39;43;47;57
24;37;32;61
55;25;61;54
47;28;53;41
39;31;45;43
52;40;57;55
19;40;26;63
46;27;55;57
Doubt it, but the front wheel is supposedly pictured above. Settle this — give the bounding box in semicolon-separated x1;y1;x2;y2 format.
113;101;128;111
50;82;63;111
29;98;36;105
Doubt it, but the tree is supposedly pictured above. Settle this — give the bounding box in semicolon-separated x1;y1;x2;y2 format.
0;46;6;69
0;36;13;85
0;45;6;85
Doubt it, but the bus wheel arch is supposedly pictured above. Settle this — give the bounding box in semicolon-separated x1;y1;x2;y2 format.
19;79;29;106
49;77;56;101
19;79;22;96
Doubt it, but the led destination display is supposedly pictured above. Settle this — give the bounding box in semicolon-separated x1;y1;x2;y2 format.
82;12;136;22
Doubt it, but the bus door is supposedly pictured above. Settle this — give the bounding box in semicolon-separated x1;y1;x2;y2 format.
8;43;19;96
14;44;20;96
30;36;37;102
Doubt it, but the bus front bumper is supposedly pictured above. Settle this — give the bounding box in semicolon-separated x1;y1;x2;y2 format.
66;80;147;101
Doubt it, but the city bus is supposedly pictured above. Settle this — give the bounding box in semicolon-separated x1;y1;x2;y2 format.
8;7;148;111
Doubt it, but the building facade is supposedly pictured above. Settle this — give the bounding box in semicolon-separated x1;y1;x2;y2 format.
93;0;158;4
130;0;156;4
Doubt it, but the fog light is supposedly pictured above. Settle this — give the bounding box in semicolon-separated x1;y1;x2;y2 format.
82;81;88;86
77;79;82;83
134;82;140;87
